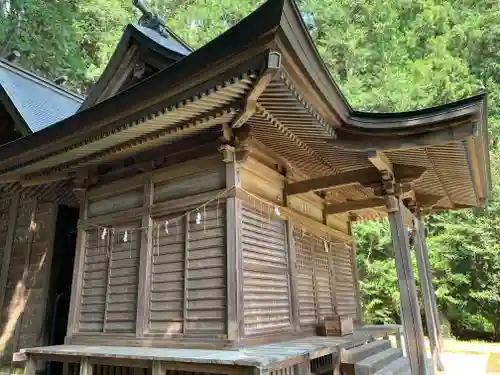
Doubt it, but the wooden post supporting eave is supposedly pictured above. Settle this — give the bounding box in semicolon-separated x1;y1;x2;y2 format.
386;196;427;375
414;218;445;371
347;217;363;327
221;143;242;343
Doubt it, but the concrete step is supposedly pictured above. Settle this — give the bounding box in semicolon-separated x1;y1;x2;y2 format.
355;348;404;375
371;357;409;375
341;340;392;364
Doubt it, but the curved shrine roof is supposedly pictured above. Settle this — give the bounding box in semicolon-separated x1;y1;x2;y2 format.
0;0;489;216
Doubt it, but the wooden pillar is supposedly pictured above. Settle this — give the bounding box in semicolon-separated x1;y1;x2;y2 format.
347;216;363;326
66;188;88;339
221;143;242;343
23;356;37;375
136;175;154;337
79;357;92;375
386;196;426;375
414;218;445;371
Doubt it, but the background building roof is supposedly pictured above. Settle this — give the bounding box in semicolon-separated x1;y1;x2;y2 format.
0;59;83;134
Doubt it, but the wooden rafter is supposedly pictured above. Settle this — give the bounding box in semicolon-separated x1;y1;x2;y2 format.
324;198;385;215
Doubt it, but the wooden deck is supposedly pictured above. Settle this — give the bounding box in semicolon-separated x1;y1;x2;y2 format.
14;325;403;371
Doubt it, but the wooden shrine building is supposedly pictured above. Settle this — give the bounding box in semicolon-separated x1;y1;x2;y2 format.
0;1;490;375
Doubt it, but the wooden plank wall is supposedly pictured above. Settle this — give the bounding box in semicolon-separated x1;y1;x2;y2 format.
241;203;291;336
0;198;57;361
238;152;355;338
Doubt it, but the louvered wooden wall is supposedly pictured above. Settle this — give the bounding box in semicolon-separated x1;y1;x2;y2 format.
80;228;108;332
186;205;226;335
292;230;336;326
149;205;226;336
331;244;357;317
294;229;316;326
74;159;228;341
241;204;292;336
313;239;335;320
149;217;185;334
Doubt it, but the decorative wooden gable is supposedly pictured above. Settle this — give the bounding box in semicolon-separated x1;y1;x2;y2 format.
80;23;191;111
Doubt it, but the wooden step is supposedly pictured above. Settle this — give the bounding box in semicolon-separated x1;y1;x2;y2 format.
341;340;392;364
371;357;409;375
355;348;403;375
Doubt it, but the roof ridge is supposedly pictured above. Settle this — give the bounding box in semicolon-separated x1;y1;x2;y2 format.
0;58;84;102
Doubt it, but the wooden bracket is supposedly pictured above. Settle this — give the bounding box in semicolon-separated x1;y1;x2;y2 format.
232;51;281;129
368;150;393;180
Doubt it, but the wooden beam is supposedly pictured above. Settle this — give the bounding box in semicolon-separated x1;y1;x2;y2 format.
368;150;393;179
286;165;426;196
232;51;281;128
324;198;385;216
387;197;427;375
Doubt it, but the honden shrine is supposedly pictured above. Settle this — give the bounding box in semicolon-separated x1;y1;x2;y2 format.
0;1;490;375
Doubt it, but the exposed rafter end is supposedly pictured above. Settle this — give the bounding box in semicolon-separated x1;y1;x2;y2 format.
324;198;385;216
232;51;281;129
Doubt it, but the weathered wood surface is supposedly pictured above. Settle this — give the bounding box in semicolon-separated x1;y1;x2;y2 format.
414;219;444;371
387;198;427;375
0;199;57;359
15;326;399;367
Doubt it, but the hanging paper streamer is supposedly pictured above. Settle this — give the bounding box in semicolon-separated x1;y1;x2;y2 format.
123;231;128;243
274;206;281;216
164;220;169;234
101;228;108;240
203;205;206;233
29;220;37;233
196;211;202;225
323;240;329;253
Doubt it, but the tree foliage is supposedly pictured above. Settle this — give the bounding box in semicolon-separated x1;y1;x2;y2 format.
1;0;500;339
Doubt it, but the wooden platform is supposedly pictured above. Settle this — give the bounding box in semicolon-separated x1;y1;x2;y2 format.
14;326;403;373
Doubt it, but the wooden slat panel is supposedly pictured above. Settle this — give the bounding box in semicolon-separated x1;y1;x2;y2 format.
186;205;226;335
242;204;291;336
294;230;316;326
332;244;357;316
79;228;108;332
149;216;185;334
313;240;334;320
104;226;140;333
